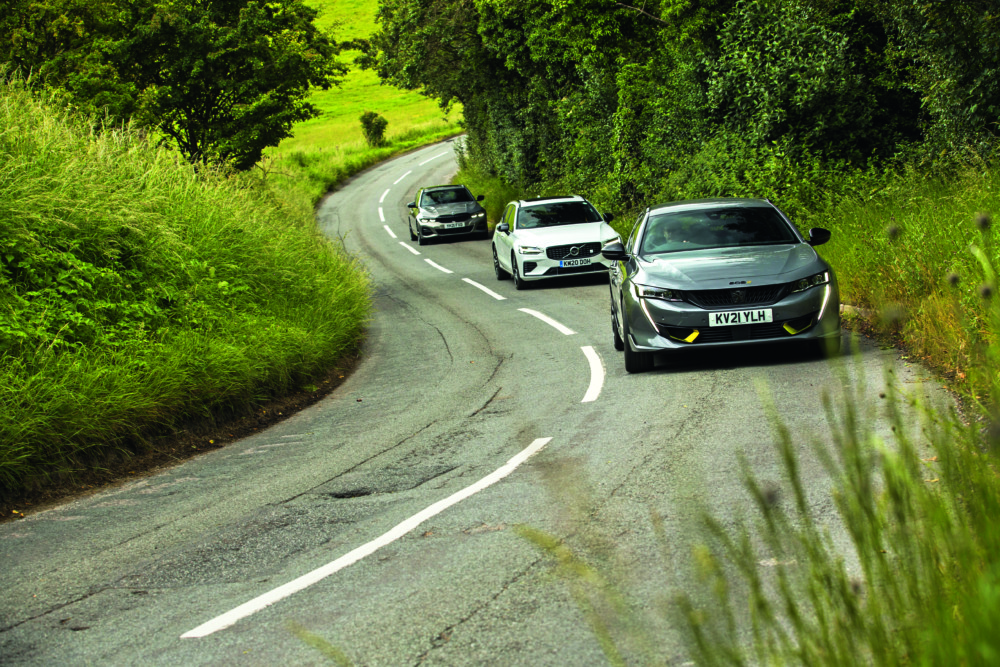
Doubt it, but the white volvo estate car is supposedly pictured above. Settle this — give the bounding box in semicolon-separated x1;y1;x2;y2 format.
491;195;619;289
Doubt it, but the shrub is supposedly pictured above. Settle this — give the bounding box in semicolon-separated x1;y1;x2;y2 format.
359;111;389;147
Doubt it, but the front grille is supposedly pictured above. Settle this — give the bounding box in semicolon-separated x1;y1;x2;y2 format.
657;312;817;344
686;284;788;310
434;214;470;223
546;243;602;260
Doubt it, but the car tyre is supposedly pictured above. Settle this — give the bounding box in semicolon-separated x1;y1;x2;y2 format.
493;246;510;280
612;310;625;351
511;253;527;290
622;311;654;373
417;226;428;246
409;220;417;241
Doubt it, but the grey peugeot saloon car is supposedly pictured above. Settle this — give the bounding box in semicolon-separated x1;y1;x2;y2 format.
602;198;841;373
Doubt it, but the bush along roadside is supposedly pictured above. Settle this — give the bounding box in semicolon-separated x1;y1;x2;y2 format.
0;80;376;503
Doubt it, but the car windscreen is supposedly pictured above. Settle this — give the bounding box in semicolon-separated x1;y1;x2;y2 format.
639;207;799;255
516;202;602;229
421;188;473;205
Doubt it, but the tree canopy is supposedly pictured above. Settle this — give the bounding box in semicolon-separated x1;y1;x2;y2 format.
369;0;998;209
1;0;348;170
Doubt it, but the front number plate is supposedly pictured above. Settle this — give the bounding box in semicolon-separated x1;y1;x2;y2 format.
709;309;773;327
443;221;467;229
560;257;592;267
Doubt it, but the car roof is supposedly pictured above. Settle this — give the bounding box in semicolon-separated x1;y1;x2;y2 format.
647;197;774;215
422;184;470;192
519;195;585;206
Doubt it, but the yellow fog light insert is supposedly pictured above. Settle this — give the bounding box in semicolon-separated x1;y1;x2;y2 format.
667;328;700;343
783;316;815;335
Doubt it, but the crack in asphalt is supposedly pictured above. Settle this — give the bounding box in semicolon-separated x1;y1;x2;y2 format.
381;292;455;363
279;421;440;504
606;371;723;501
0;586;111;634
412;555;547;664
468;386;503;419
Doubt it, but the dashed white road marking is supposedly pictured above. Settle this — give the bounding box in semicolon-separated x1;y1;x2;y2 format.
580;346;605;403
393;170;412;185
462;278;506;301
419;151;449;166
181;437;554;638
518;309;576;336
400;242;421;256
378;207;385;222
384;225;397;239
424;259;454;274
379;189;390;203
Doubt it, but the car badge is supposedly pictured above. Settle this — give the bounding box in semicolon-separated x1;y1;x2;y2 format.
569;246;580;257
731;289;746;304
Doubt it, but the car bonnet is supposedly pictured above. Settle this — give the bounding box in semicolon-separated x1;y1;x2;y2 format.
637;244;822;289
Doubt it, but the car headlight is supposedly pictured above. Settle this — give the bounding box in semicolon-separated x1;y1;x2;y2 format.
790;271;830;293
473;212;485;219
633;283;684;301
516;244;543;255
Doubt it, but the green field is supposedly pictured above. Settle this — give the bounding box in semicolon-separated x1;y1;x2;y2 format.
276;0;460;155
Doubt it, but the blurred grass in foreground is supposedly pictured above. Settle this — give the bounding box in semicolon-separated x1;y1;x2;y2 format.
520;242;1000;664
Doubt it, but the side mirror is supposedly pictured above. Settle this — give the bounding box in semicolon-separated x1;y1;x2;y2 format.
497;222;510;234
807;227;831;246
406;201;416;208
476;194;485;201
603;212;615;223
601;240;628;261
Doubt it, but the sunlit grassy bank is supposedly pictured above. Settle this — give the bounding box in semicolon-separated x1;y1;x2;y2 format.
0;83;372;500
274;0;462;195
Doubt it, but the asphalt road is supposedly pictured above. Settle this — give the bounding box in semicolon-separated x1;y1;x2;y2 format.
0;140;938;665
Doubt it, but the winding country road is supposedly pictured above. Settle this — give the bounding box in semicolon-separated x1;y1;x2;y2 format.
0;141;937;665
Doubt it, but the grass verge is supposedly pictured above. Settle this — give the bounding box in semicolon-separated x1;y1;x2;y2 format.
0;79;378;508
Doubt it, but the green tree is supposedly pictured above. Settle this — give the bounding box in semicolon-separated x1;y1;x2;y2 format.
113;0;348;170
0;0;138;119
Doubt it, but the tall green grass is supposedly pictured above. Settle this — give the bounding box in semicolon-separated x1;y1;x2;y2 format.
818;167;999;394
0;81;370;498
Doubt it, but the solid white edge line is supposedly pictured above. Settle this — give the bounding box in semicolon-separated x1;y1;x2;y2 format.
181;437;553;638
462;278;506;301
424;259;454;274
393;170;412;185
419;151;449;166
580;346;604;403
399;242;421;256
383;225;397;239
378;207;385;223
379;189;390;204
517;308;576;336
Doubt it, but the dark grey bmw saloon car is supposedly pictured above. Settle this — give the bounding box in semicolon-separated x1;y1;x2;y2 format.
601;198;841;373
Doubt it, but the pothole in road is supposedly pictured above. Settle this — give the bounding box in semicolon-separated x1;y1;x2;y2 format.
307;465;457;499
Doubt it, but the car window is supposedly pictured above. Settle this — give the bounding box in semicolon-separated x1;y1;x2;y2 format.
626;212;644;252
639;207;799;255
516;202;602;229
502;204;515;227
421;188;474;206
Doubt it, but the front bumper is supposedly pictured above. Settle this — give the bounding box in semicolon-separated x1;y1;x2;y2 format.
418;217;488;239
518;255;612;280
624;283;840;351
